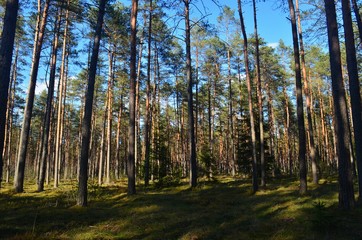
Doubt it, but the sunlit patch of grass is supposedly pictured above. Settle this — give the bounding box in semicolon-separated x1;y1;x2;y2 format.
1;176;361;239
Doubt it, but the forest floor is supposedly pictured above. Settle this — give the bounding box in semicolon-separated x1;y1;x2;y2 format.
0;176;362;240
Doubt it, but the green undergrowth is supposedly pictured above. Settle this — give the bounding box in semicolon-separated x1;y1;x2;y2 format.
0;176;361;239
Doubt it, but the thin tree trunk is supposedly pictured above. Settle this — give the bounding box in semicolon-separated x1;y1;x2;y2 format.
266;81;277;173
252;0;265;186
184;0;197;187
227;50;236;177
54;0;69;188
341;0;362;201
98;106;107;185
283;84;292;175
135;26;143;185
237;0;258;192
208;74;213;178
296;0;319;184
0;0;18;188
4;42;18;183
127;0;138;195
144;0;152;186
288;0;307;195
106;46;114;184
14;0;49;192
77;0;107;206
115;98;122;179
324;0;355;209
38;9;61;191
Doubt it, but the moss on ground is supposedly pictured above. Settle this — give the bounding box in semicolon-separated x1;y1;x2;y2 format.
0;176;361;239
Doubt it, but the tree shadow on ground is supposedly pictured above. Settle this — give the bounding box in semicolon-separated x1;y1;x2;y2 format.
0;176;361;240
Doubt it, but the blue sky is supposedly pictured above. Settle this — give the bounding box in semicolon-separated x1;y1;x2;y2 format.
191;0;293;47
32;0;297;95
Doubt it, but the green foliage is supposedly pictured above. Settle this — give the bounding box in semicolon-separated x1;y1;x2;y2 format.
198;144;215;177
313;200;327;210
155;175;181;188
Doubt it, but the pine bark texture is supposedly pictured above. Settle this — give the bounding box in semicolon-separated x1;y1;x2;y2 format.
78;0;107;206
127;0;138;195
237;0;258;193
14;0;50;193
341;0;362;201
324;0;355;210
296;0;319;184
288;0;307;195
184;0;197;187
38;11;61;192
0;0;19;188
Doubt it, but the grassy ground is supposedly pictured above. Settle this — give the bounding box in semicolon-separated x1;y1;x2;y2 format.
0;176;361;240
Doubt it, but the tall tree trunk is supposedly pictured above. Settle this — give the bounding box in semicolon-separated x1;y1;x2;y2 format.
283;84;292;175
266;80;277;172
0;0;18;188
98;106;107;185
324;0;355;210
115;98;123;179
184;0;197;187
4;43;18;183
296;0;319;184
288;0;307;195
341;0;362;201
135;22;144;185
77;0;106;206
144;0;152;186
195;39;199;154
106;46;114;184
227;50;236;177
237;0;258;193
54;0;70;188
38;9;61;192
14;0;50;192
127;0;138;195
252;0;265;186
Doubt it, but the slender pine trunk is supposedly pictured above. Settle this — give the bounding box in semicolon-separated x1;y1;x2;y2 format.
324;0;355;210
341;0;362;201
77;0;107;206
184;0;197;187
288;0;307;195
38;9;61;192
127;0;138;195
14;0;50;192
237;0;258;193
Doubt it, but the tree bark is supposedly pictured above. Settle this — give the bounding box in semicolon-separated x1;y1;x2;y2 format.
288;0;307;195
252;0;265;186
227;50;236;177
237;0;258;193
341;0;362;202
106;46;114;184
324;0;355;210
54;0;70;188
296;0;319;184
77;0;107;206
115;98;123;179
38;9;61;192
144;0;152;186
0;0;18;188
98;105;107;185
184;0;197;187
14;0;49;192
127;0;138;195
